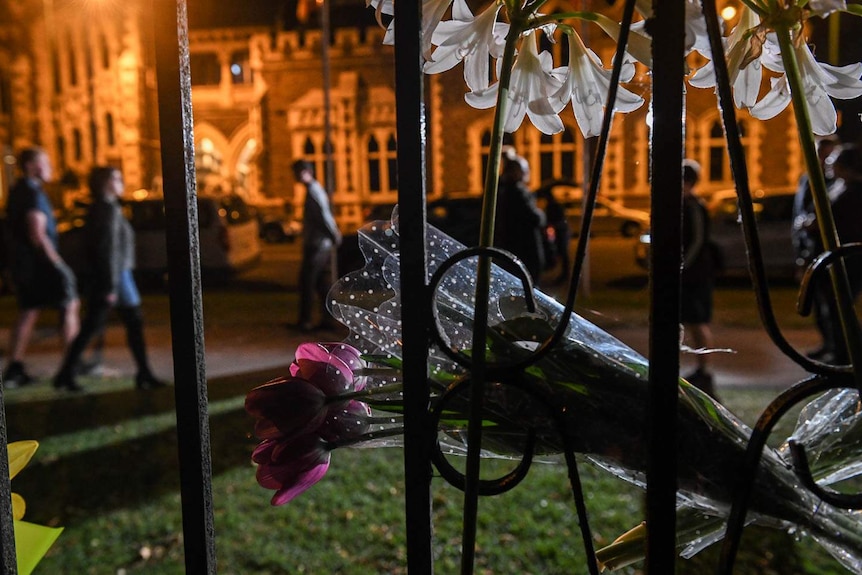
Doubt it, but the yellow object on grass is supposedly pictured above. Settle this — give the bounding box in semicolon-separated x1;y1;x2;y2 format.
7;441;63;574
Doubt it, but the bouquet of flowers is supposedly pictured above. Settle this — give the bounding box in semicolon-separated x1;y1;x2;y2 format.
246;213;862;571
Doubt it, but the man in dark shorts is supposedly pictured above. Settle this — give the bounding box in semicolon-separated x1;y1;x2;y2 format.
3;148;80;388
681;159;718;398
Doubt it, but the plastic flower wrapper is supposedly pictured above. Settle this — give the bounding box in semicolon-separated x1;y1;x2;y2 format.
324;208;862;572
7;440;64;575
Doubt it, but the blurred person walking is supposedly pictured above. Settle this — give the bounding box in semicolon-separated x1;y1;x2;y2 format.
680;159;718;398
536;185;571;285
494;151;547;281
52;167;165;392
3;147;80;388
819;144;862;365
293;160;341;332
792;135;840;361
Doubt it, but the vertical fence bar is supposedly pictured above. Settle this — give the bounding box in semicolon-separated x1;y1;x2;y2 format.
152;1;217;572
0;386;16;575
393;0;434;571
646;0;685;571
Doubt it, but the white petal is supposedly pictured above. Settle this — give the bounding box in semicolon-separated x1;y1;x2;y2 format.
422;0;453;57
527;103;565;135
689;61;716;89
733;59;762;109
750;76;791;120
809;0;846;17
465;84;499;109
594;15;653;68
805;85;839;135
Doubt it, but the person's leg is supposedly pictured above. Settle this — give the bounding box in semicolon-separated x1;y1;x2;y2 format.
3;308;40;386
55;260;80;346
61;297;80;345
116;305;164;389
298;251;317;329
688;322;714;372
315;248;336;326
8;308;39;363
682;321;718;398
54;299;111;391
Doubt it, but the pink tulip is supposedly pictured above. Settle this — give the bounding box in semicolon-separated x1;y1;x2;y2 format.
246;342;370;504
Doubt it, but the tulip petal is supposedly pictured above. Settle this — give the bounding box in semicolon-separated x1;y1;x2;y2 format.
270;459;331;505
245;378;328;439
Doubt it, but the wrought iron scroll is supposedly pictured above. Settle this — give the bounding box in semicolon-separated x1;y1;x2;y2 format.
694;0;862;571
396;0;686;569
152;1;217;572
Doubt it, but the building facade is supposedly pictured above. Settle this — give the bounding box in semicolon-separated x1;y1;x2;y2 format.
0;0;821;232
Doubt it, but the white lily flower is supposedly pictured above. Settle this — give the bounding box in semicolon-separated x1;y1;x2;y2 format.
808;0;847;17
689;6;763;109
371;0;452;59
751;39;862;135
593;14;653;68
465;31;564;135
424;0;509;92
632;0;710;55
549;31;644;138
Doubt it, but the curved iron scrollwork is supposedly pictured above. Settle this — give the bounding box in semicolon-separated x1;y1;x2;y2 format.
428;369;601;575
699;0;862;571
413;0;860;570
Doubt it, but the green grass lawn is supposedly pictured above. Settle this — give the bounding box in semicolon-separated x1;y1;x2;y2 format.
7;377;853;575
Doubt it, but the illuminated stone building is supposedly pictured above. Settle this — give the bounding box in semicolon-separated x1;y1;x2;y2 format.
6;0;854;232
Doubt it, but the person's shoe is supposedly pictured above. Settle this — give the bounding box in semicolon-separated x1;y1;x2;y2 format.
75;359;103;377
52;372;84;393
684;368;718;399
3;362;34;389
135;373;168;390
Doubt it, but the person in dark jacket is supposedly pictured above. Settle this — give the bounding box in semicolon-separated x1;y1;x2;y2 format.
792;136;839;361
53;166;165;392
3;147;80;388
494;151;546;281
680;159;718;398
819;144;862;364
536;185;571;284
294;160;342;332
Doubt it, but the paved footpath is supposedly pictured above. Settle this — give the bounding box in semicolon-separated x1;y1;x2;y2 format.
3;317;824;393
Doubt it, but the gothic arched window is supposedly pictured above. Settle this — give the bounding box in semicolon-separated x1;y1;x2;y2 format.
367;132;397;194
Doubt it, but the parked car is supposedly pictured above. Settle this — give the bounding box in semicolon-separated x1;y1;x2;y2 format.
258;216;301;243
427;196;485;245
336;202;399;274
251;199;301;243
60;193;261;286
634;187;797;277
337;197;488;273
535;180;649;237
132;194;262;280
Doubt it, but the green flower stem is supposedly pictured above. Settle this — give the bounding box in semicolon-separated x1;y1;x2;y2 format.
329;382;404;402
774;22;862;385
326;427;407;450
460;22;522;575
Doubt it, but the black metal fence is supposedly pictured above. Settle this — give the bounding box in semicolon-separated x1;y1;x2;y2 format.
0;0;858;573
